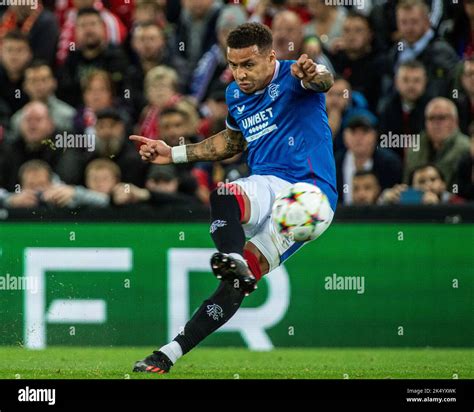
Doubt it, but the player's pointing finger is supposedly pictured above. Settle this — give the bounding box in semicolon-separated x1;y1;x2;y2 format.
130;135;152;145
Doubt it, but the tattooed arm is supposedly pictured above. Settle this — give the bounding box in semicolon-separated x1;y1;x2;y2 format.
291;53;334;93
186;128;247;162
302;66;334;92
129;127;246;165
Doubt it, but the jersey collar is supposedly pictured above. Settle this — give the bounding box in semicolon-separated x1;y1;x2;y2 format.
255;60;280;95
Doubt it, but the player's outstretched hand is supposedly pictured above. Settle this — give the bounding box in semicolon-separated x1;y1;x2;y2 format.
129;135;173;164
291;54;318;82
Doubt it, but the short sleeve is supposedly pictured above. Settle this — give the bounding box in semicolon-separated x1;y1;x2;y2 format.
226;113;240;131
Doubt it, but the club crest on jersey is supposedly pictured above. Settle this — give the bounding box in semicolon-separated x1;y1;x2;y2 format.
268;83;280;101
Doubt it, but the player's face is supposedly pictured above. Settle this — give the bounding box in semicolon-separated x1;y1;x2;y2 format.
227;46;276;94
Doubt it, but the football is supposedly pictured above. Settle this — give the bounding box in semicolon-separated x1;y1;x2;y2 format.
272;182;332;242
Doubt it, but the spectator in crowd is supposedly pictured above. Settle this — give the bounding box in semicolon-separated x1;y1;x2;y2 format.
272;9;334;71
172;0;222;80
351;170;381;205
73;69;116;137
378;60;431;160
86;108;149;187
326;76;376;153
137;65;182;141
379;163;464;205
370;0;448;52
452;57;474;136
0;159;108;208
0;160;54;208
445;0;474;58
248;0;300;27
304;0;347;52
327;11;382;112
42;181;111;209
145;165;180;194
404;97;470;189
58;7;129;107
170;96;202;143
161;100;202;146
1;2;473;211
132;0;168;27
126;21;188;118
272;9;305;60
0;97;10;133
0;31;31;115
9;60;76;140
383;0;459;97
198;84;228;138
5;159;113;208
0;119;14;184
158;105;211;203
4;102;70;190
336;115;402;204
285;0;313;23
98;0;135;30
190;4;247;103
56;0;127;66
84;158;121;195
112;164;203;207
368;1;399;51
58;107;146;186
456;123;474;201
194;101;249;193
0;3;59;66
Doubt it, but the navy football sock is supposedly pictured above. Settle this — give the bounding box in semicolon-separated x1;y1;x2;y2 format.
209;188;246;255
173;281;245;354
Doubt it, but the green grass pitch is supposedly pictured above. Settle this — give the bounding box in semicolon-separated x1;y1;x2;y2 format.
0;347;472;379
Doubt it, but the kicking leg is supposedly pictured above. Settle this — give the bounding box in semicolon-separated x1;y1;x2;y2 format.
133;185;258;373
208;185;259;294
133;178;282;374
243;241;270;279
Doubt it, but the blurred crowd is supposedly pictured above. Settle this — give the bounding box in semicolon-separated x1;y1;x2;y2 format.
0;0;473;210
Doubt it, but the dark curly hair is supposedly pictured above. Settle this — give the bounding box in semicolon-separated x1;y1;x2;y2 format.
227;22;273;53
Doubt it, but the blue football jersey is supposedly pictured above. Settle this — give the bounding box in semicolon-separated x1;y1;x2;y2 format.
225;60;338;210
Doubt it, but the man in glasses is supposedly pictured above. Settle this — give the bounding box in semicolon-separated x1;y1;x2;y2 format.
404;97;470;190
